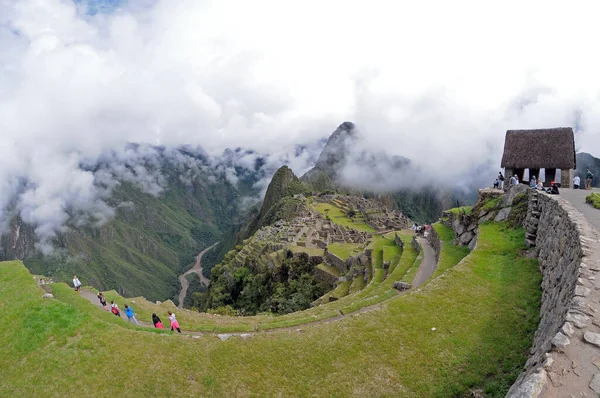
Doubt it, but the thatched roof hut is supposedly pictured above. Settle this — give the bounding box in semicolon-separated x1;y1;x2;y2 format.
500;128;576;169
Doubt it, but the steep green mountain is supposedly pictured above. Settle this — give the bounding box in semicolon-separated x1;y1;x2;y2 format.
576;152;600;187
244;166;309;237
0;148;262;302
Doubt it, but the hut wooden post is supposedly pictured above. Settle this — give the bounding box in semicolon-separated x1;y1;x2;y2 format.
561;169;573;188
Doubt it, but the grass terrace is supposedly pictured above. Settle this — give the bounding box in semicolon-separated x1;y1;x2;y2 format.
312;202;376;233
428;223;470;282
327;242;363;260
0;222;541;397
446;206;473;215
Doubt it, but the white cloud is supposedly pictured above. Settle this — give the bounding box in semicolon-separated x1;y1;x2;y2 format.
1;0;600;247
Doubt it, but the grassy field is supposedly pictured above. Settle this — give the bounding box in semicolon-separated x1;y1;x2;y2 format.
327;242;363;260
312;202;376;233
428;223;471;281
586;192;600;209
445;206;473;215
0;222;541;397
286;246;325;256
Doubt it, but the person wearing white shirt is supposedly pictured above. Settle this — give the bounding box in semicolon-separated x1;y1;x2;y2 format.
73;275;82;292
573;175;581;189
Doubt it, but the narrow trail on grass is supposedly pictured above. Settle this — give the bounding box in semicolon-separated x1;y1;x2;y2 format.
76;236;439;339
412;237;436;288
177;242;219;309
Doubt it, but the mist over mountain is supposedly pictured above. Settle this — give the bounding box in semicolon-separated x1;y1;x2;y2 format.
0;144;271;301
302;122;471;222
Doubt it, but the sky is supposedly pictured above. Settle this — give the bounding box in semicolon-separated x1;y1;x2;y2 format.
1;0;600;249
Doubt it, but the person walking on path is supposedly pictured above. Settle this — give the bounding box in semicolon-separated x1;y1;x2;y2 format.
574;175;581;190
586;169;594;190
97;292;108;311
124;305;139;325
73;275;82;293
168;311;181;333
152;313;164;329
110;301;121;317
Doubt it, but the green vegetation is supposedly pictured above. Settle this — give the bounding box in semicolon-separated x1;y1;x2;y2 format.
316;263;340;277
0;221;540;396
428;223;470;281
205;252;329;315
586;192;600;209
507;193;529;227
312;202;375;232
482;196;502;211
11;158;259;303
446;206;472;215
287;246;324;256
327;242;362;260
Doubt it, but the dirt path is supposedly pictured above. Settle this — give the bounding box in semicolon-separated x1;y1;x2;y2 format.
412;237;436;288
177;242;219;308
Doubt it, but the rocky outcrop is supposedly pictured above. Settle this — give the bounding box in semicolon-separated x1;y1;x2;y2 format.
444;186;529;250
393;281;411;291
507;192;600;397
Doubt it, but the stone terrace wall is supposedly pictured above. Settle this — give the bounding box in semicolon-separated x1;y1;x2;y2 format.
507;192;600;397
324;250;347;273
411;236;420;254
426;226;441;262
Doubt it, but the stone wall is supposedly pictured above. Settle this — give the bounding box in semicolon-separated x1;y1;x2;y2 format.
324;250;347;273
411;236;420;254
394;233;405;249
426;226;441;262
314;267;338;286
507;192;600;397
442;210;478;249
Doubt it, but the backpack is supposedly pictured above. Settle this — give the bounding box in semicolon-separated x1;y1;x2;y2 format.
111;306;119;315
499;174;504;181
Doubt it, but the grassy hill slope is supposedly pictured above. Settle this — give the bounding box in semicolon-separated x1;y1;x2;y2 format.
0;221;540;397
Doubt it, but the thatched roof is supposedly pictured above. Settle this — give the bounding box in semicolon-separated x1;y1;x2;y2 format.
501;128;576;169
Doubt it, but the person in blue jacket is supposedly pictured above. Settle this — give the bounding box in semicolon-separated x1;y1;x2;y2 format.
124;304;139;325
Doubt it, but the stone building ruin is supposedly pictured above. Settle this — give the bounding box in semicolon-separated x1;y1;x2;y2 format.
500;127;576;188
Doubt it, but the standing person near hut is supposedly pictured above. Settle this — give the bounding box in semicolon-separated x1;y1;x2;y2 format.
498;172;505;189
586;169;594;190
573;175;581;190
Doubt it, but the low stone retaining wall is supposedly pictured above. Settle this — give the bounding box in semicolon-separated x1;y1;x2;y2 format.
507;193;600;397
394;233;405;249
324;251;346;273
411;236;420;254
426;226;441;262
314;267;338;286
